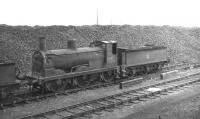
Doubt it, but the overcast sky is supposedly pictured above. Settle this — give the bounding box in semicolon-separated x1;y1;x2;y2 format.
0;0;200;27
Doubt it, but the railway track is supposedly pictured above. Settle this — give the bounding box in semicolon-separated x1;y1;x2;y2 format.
162;63;196;71
0;63;198;110
19;70;200;119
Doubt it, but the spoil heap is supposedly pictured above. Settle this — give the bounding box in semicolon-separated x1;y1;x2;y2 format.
0;25;200;75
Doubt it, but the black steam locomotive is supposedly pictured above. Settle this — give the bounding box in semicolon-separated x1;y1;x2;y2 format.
0;37;168;99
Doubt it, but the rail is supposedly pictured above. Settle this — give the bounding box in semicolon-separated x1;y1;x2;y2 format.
19;70;200;119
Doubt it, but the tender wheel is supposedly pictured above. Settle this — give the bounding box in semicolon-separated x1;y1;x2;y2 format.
45;79;66;92
140;66;146;74
0;90;8;99
152;64;158;72
126;68;134;77
100;71;114;83
75;75;91;88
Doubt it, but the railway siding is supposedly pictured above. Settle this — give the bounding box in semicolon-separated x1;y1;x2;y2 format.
19;68;200;119
0;64;198;109
0;63;196;110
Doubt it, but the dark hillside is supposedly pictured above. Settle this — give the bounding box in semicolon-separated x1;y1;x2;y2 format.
0;25;200;75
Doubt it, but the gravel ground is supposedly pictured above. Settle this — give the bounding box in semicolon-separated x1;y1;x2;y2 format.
91;70;200;119
89;83;200;119
0;68;199;119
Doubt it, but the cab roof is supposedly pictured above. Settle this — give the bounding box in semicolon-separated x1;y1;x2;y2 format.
94;40;117;44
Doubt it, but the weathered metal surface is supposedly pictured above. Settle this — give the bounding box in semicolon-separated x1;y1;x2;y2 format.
32;48;105;76
46;47;103;55
0;63;16;86
104;42;117;66
67;39;77;49
118;47;167;66
39;66;118;82
32;40;118;77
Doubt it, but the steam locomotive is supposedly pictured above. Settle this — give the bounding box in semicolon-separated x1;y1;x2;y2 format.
0;37;168;99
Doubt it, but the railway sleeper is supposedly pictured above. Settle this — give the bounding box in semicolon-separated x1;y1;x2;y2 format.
91;111;102;116
80;114;93;119
128;99;141;104
43;114;62;119
107;97;122;102
88;102;104;109
78;105;94;111
146;96;158;99
162;88;169;92
67;108;86;114
170;87;182;91
71;106;106;118
112;96;128;101
138;98;148;102
159;92;168;95
134;91;149;95
76;107;90;112
145;93;157;98
55;111;74;118
104;108;115;112
119;94;134;98
112;104;124;109
166;86;178;91
137;93;148;98
103;99;117;104
34;116;47;119
125;92;140;97
165;90;174;93
115;94;132;99
113;97;137;105
96;101;110;106
54;113;66;118
121;102;133;106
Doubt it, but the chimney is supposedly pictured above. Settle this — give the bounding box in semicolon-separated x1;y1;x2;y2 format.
67;39;77;50
39;37;46;51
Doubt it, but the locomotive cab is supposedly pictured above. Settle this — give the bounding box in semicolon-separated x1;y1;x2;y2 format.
90;40;117;67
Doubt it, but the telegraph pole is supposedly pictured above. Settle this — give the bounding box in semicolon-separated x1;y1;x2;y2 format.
96;9;99;25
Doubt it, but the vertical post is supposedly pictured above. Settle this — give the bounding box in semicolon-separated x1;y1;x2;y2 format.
97;9;99;25
67;39;77;50
39;37;46;51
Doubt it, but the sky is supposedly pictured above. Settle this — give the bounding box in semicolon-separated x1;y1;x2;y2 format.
0;0;200;27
